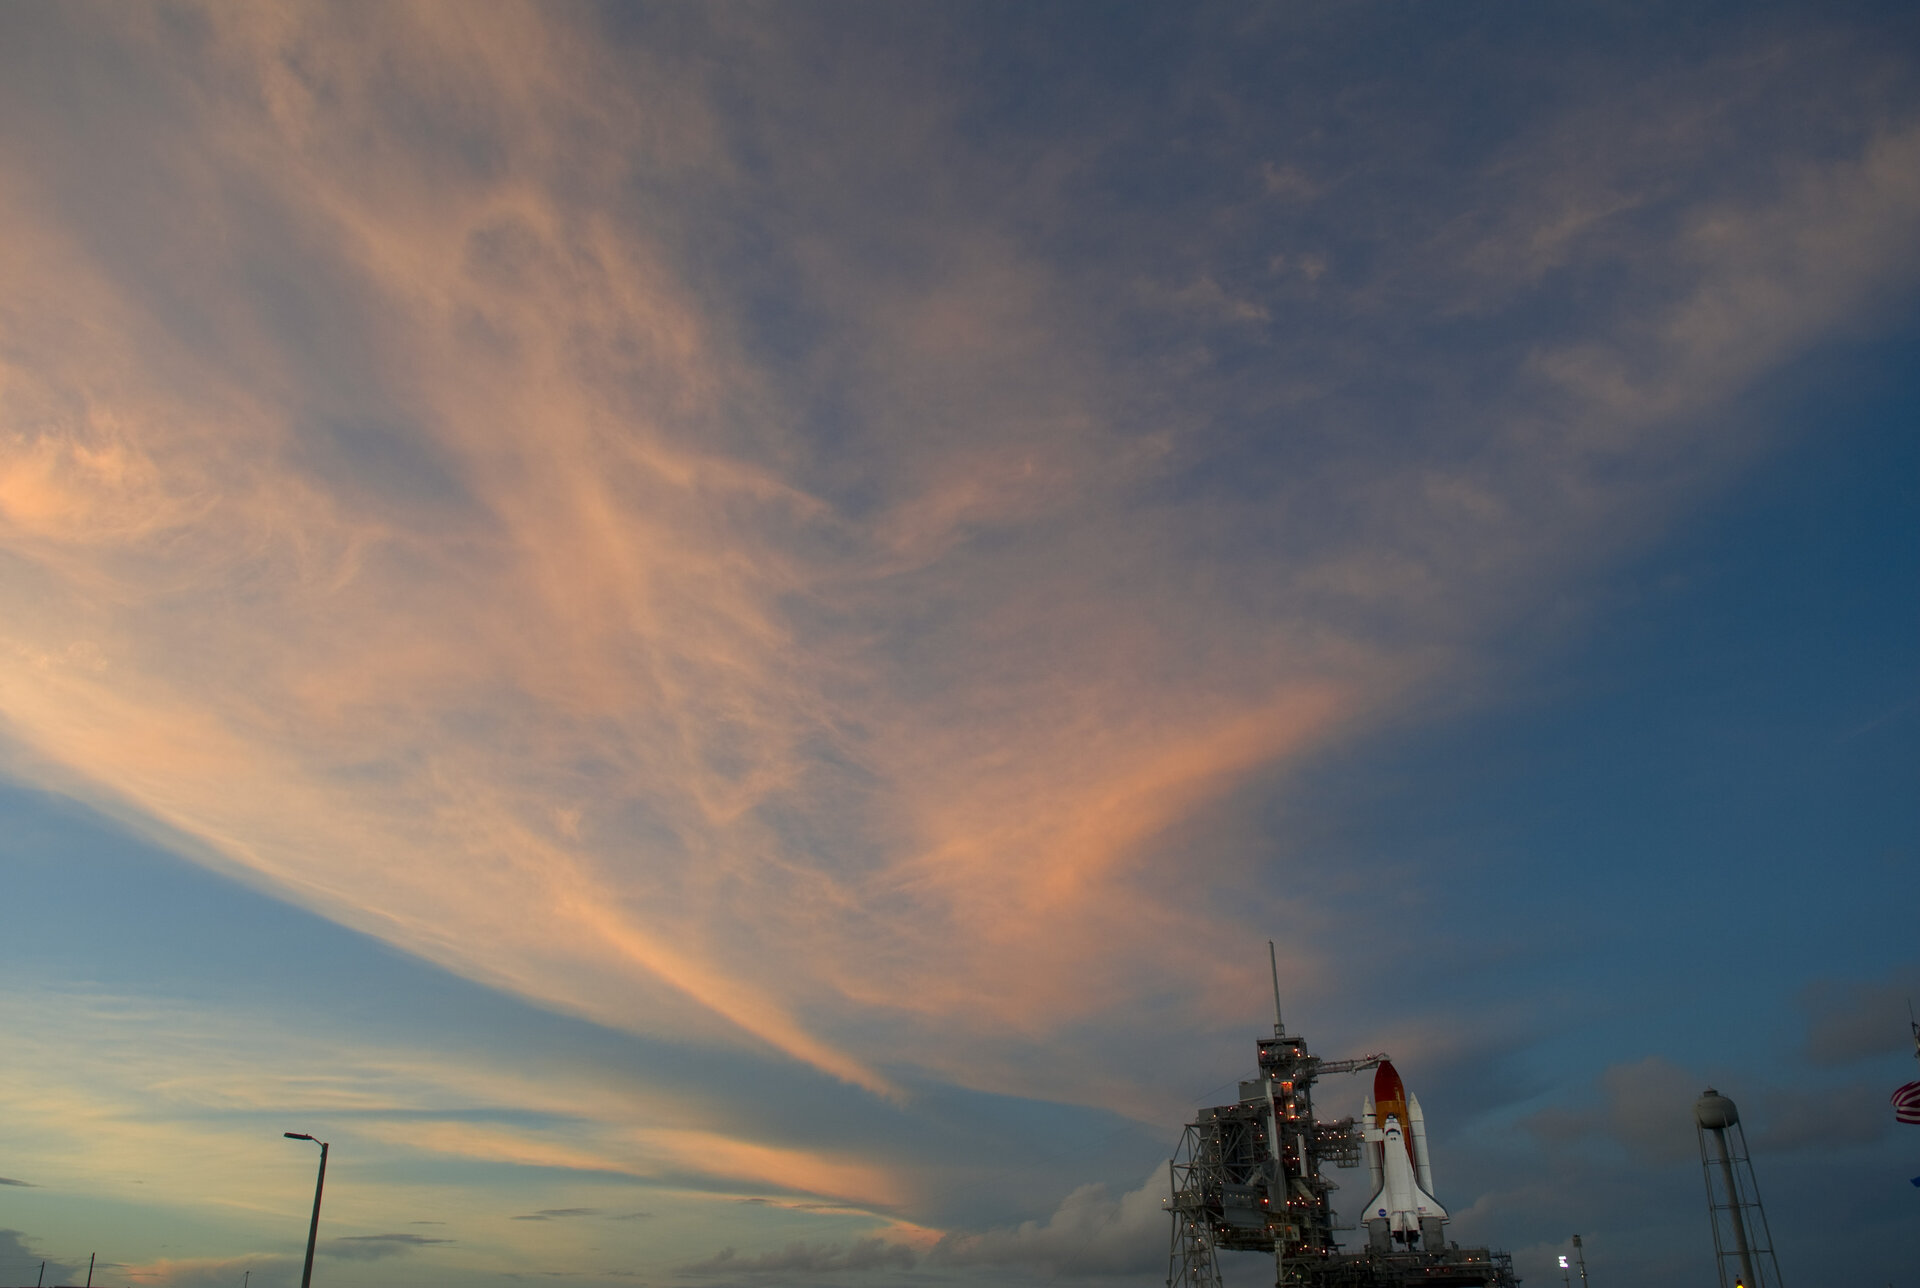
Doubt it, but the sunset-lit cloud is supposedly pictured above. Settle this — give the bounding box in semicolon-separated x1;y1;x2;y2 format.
2;4;1916;1286
5;2;1913;1110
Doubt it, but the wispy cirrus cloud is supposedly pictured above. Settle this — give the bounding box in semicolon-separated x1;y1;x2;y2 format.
0;986;918;1221
2;1;1917;1147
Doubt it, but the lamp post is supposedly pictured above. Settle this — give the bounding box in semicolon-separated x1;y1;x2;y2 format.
283;1132;329;1288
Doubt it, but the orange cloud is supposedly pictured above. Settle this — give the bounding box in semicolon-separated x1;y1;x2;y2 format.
634;1130;903;1210
371;1122;903;1210
4;1;1918;1136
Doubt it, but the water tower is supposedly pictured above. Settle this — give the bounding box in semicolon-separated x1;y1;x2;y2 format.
1694;1088;1783;1288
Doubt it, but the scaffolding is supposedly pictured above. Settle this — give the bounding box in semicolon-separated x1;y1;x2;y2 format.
1165;948;1519;1288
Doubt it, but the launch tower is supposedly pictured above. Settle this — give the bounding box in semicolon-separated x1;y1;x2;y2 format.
1164;946;1517;1288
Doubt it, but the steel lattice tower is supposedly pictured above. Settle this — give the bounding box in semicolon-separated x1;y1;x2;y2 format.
1164;946;1519;1288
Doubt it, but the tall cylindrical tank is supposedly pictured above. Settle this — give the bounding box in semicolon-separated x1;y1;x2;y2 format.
1694;1089;1738;1132
1695;1088;1764;1288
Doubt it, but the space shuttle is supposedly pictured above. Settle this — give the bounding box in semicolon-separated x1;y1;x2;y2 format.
1360;1059;1448;1252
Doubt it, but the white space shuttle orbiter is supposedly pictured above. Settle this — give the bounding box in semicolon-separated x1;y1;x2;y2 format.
1360;1059;1448;1252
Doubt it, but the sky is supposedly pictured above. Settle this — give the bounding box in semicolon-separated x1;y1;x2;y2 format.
1;3;1917;1287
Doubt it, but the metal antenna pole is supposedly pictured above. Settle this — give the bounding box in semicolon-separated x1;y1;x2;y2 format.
1573;1235;1589;1288
1268;940;1285;1036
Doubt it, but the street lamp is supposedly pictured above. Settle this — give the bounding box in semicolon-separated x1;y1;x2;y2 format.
283;1132;329;1288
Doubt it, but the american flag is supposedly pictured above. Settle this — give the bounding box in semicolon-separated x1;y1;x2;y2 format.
1894;1080;1920;1125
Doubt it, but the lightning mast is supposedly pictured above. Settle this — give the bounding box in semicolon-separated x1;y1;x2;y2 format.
1166;943;1384;1287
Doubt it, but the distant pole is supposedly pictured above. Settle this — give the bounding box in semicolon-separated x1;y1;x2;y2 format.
1559;1253;1571;1288
38;1260;45;1287
1572;1235;1588;1288
244;1272;250;1288
284;1132;330;1288
87;1253;95;1288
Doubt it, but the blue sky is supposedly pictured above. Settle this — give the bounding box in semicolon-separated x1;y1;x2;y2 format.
1;3;1916;1287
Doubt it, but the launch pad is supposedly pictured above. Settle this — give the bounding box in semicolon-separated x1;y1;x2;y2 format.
1164;951;1518;1288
